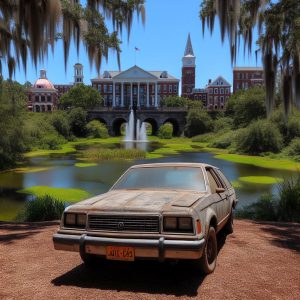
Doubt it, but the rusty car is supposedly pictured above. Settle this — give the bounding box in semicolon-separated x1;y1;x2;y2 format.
53;163;238;274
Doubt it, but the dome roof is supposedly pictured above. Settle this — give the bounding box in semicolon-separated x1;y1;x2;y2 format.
33;69;55;89
33;78;55;89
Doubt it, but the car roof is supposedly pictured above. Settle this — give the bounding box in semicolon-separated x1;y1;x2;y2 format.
129;162;216;169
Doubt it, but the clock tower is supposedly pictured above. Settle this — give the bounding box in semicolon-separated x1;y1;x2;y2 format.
181;33;196;98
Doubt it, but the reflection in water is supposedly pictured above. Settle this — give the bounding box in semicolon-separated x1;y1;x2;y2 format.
0;143;297;221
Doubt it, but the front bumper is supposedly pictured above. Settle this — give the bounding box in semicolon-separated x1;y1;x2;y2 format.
53;233;205;260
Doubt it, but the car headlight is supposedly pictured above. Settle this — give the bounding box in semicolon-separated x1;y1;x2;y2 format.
163;216;193;233
64;213;86;228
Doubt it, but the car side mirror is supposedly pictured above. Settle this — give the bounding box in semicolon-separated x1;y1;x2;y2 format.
216;187;225;193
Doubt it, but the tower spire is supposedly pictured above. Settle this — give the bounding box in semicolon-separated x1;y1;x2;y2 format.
184;33;194;56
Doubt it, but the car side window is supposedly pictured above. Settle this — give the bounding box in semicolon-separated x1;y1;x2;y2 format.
206;169;220;194
216;170;232;189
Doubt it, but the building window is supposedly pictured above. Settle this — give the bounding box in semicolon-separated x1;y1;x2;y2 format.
203;95;206;100
169;85;172;93
97;84;101;92
103;84;107;93
163;84;167;92
41;96;45;102
220;96;224;104
225;88;230;94
220;88;224;94
214;88;218;94
209;96;213;104
214;96;218;103
109;84;113;93
47;95;51;102
173;85;178;93
238;72;241;79
158;85;161;93
245;82;248;89
35;96;39;102
209;88;213;94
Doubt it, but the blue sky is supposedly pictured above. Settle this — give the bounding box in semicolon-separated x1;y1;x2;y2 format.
2;0;262;90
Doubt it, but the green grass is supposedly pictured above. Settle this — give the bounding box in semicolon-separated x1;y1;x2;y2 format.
74;162;97;168
82;148;146;161
239;176;283;185
215;153;300;171
18;186;90;203
231;180;243;189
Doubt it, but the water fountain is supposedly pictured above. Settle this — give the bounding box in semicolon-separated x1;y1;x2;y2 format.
124;109;148;142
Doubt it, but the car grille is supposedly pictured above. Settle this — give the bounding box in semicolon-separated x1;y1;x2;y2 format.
88;215;160;233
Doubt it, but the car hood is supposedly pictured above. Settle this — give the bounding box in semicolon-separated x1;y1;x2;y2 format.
68;189;207;213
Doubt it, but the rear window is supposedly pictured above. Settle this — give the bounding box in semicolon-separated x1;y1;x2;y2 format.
216;170;232;189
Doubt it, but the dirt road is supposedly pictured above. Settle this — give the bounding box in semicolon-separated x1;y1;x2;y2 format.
0;220;299;300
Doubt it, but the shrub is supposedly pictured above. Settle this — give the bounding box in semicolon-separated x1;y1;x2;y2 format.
185;109;214;137
210;131;235;149
214;117;233;132
68;107;87;137
158;123;173;139
86;120;109;138
17;195;65;222
160;96;187;107
236;120;283;154
50;112;70;139
236;175;300;222
192;132;215;143
283;138;300;158
40;133;66;150
286;116;300;144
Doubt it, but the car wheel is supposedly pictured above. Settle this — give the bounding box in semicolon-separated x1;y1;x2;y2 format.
199;226;217;274
224;209;234;234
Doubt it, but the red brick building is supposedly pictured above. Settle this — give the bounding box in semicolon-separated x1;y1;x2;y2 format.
91;66;179;108
181;34;231;110
233;67;264;93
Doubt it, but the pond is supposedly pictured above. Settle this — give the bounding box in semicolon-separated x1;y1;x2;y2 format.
0;142;295;221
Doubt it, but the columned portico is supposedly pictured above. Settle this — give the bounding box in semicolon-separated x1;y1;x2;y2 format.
91;65;179;110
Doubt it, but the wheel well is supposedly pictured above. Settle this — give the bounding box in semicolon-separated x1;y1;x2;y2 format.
209;216;217;231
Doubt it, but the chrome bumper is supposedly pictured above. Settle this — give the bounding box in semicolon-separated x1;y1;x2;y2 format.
53;233;205;260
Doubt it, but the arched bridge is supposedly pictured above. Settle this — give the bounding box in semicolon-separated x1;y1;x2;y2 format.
87;108;188;136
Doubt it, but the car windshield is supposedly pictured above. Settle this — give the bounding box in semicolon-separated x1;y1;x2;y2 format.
112;166;206;192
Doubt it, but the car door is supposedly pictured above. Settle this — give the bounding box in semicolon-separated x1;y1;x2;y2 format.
215;169;236;216
206;168;227;223
206;167;228;222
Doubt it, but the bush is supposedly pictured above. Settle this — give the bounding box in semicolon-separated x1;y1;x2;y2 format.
68;107;87;137
158;123;173;139
283;138;300;159
160;96;187;107
214;117;233;132
236;175;300;222
50;112;71;139
17;195;65;222
86;120;109;138
210;131;235;149
185;109;214;137
236;120;283;154
40;133;66;150
192;132;215;143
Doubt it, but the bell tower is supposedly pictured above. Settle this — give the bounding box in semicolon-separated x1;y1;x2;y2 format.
181;33;196;98
74;63;84;85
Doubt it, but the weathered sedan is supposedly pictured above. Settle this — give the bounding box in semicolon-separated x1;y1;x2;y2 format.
53;163;238;274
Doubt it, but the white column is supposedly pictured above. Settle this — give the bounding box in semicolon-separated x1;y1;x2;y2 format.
112;82;115;107
146;82;149;108
121;82;124;107
137;82;140;108
155;82;158;108
130;82;133;108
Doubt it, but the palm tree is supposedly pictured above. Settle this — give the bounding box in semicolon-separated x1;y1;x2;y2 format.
200;0;300;116
0;0;145;78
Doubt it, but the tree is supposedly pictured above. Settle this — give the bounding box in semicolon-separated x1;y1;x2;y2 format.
0;0;145;77
158;123;173;139
60;84;103;110
226;87;266;128
185;109;214;137
86;120;109;138
160;96;187;107
200;0;300;116
0;80;27;169
67;107;87;137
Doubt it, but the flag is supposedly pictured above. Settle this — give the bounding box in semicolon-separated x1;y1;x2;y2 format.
135;47;140;51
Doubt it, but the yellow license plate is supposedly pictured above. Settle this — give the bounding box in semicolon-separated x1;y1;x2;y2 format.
106;246;135;261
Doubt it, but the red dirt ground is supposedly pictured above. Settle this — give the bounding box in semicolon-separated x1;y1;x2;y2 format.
0;220;299;300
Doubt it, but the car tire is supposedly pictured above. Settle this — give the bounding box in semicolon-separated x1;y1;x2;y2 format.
198;226;217;274
224;209;234;234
